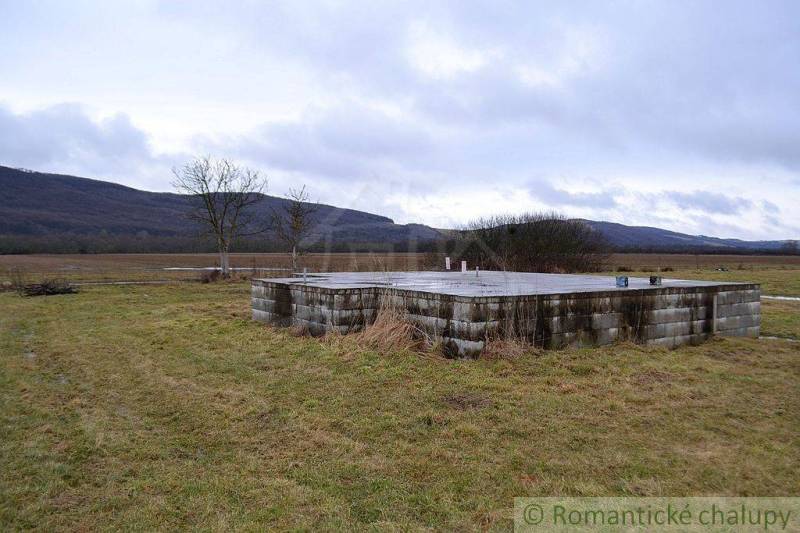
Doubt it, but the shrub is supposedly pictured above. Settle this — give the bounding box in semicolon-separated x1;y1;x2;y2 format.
451;212;610;273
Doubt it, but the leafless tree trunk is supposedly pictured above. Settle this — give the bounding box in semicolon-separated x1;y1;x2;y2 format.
271;185;318;272
172;156;267;277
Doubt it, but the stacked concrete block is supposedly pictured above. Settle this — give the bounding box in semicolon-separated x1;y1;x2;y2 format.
252;274;760;358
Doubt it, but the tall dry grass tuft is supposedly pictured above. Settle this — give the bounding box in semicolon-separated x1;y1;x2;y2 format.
351;304;427;354
324;292;435;355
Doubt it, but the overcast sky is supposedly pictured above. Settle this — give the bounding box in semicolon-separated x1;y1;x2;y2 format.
1;1;799;239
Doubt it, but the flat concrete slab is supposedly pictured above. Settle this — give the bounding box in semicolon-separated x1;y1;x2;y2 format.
252;271;760;356
260;270;746;297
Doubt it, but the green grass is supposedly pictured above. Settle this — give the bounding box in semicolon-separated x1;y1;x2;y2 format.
608;267;800;297
1;282;798;530
761;300;800;340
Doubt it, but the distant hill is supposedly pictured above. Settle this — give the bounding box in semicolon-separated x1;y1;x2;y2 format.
0;165;795;254
0;166;441;253
581;220;793;252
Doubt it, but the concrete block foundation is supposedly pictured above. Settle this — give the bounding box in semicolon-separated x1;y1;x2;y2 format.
251;271;760;357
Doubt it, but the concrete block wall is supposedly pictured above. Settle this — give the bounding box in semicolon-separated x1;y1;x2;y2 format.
252;280;760;357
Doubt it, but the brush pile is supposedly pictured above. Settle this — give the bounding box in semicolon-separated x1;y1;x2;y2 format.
20;280;78;297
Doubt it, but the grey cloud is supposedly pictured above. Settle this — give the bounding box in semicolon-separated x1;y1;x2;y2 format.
661;191;753;215
0;103;177;189
218;103;437;185
529;180;618;209
761;200;780;214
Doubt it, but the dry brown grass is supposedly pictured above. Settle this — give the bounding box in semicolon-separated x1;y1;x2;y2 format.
322;294;437;356
349;301;433;354
481;338;537;359
0;252;431;274
1;252;797;286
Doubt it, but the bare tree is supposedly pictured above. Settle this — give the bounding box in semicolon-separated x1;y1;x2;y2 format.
271;185;318;271
173;156;267;277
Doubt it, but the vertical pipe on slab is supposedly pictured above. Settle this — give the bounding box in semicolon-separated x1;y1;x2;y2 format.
476;266;479;277
303;267;307;283
461;261;467;273
445;257;451;270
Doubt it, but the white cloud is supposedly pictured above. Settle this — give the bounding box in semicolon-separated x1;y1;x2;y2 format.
406;20;499;79
0;0;798;240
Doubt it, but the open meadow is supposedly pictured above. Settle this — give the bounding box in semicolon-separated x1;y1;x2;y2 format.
1;254;798;529
2;252;800;293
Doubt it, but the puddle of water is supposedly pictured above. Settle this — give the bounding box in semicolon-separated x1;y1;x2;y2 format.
763;295;800;302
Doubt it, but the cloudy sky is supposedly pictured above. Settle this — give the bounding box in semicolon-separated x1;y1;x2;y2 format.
1;1;798;239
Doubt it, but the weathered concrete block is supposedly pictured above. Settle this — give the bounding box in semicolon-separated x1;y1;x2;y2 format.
591;312;622;330
716;301;760;318
441;336;485;358
252;308;270;323
293;303;334;325
647;306;711;323
717;289;759;305
716;314;760;331
595;327;620;346
332;308;376;327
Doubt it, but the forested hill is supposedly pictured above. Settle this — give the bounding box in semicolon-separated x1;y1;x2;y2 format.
0;165;794;254
0;166;441;253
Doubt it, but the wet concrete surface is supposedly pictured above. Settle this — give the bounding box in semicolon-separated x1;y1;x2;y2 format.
260;270;752;297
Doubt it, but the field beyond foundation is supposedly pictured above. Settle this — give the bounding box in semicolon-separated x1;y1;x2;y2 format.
1;255;798;530
1;252;800;294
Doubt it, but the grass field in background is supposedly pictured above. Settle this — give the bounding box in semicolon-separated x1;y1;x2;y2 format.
1;253;799;292
1;275;798;530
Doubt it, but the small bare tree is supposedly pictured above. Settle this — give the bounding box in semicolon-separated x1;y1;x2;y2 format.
173;156;267;277
271;185;318;271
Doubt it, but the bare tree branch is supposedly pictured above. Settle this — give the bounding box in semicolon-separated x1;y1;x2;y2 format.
270;185;318;271
172;156;267;276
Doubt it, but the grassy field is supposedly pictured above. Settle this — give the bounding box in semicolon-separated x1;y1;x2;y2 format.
0;253;435;283
2;252;799;291
1;266;798;530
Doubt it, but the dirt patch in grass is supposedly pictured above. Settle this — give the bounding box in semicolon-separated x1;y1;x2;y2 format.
442;392;493;410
